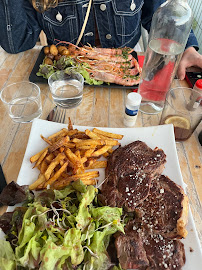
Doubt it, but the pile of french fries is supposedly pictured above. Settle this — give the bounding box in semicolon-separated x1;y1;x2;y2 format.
29;120;123;190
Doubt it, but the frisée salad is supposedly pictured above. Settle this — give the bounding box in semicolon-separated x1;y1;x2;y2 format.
0;180;124;270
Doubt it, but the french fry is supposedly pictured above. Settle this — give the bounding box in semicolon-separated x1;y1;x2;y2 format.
84;148;96;157
65;148;82;167
92;128;124;140
76;145;97;150
59;146;65;152
85;129;101;139
68;117;73;130
45;153;55;163
63;142;75;148
73;171;99;179
30;147;49;163
33;149;48;168
52;172;99;189
44;162;68;188
75;150;87;174
47;129;68;140
94;134;116;141
40;135;52;145
85;160;107;169
81;179;97;185
92;145;112;157
40;160;48;174
29;174;46;190
75;139;104;147
49;136;69;153
66;129;78;136
44;153;65;180
72;138;82;143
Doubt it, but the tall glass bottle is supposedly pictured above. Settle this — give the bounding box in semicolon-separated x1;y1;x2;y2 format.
138;0;193;114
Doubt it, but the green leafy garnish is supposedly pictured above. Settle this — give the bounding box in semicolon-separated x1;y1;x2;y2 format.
0;180;124;270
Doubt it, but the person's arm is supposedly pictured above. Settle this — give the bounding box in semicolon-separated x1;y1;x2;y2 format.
141;0;165;32
0;0;42;54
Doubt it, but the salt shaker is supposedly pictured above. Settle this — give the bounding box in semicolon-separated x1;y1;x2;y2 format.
187;79;202;111
124;92;142;127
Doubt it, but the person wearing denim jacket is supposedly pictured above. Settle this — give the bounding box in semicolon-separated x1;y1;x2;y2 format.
0;0;201;79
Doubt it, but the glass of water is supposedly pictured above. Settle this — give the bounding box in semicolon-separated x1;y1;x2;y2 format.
48;70;84;108
0;81;42;123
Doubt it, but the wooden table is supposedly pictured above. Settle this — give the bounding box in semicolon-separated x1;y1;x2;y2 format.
0;45;201;246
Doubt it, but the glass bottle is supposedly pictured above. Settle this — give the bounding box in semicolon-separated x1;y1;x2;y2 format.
138;0;193;114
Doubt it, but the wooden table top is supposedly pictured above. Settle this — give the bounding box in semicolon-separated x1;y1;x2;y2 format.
0;45;201;246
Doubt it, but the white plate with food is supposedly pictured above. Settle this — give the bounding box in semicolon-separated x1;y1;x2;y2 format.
0;118;201;270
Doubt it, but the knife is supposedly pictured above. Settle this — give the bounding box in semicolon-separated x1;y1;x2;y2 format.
0;164;7;194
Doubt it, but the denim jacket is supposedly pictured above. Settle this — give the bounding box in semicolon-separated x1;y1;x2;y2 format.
0;0;198;54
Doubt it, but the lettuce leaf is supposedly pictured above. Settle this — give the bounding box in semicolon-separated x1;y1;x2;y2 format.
0;181;124;270
40;228;84;270
76;185;95;231
36;55;104;85
0;240;16;270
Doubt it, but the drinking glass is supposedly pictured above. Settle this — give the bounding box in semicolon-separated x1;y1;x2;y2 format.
0;81;42;123
160;86;202;141
48;70;84;108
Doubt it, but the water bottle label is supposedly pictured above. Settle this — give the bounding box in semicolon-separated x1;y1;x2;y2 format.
125;107;138;116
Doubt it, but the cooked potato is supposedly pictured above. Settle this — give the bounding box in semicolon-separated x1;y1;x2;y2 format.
57;45;67;54
49;44;58;56
43;46;50;55
61;49;70;56
44;57;53;65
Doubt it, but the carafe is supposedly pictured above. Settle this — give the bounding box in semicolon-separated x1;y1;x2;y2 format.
138;0;193;114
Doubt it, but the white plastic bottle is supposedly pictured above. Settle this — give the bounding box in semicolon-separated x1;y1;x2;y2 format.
124;92;142;127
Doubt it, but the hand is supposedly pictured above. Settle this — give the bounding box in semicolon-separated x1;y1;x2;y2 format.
177;47;202;80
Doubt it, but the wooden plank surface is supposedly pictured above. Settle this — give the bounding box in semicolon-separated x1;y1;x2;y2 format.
0;45;201;247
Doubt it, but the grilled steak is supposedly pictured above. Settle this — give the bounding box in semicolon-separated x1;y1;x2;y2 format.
99;140;188;269
115;220;186;270
100;141;166;211
135;175;189;239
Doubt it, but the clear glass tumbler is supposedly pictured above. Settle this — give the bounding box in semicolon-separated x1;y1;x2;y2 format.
0;81;42;123
160;87;202;141
48;70;84;109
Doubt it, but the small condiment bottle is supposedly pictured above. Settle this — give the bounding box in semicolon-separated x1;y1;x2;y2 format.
187;79;202;111
124;92;142;127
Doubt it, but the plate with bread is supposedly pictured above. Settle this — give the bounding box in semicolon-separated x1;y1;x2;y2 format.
0;119;201;270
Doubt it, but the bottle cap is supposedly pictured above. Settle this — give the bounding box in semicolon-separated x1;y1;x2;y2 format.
126;92;142;107
195;79;202;90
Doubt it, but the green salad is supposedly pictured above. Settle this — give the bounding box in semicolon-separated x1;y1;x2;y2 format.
37;56;104;86
0;180;124;270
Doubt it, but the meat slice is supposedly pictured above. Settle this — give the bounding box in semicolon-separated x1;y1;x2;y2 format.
100;141;166;211
115;221;186;270
135;175;189;239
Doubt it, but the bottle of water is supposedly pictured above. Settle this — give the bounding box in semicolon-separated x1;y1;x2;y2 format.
138;0;193;114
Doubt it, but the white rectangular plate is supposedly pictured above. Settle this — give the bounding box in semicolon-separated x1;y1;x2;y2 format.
1;118;202;269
